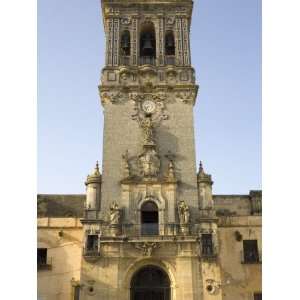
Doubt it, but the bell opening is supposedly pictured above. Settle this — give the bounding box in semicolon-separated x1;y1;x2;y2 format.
140;22;156;60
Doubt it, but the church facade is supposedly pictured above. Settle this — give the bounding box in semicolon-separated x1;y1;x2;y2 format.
37;1;262;300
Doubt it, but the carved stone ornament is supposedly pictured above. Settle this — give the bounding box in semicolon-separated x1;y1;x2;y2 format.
166;16;175;25
140;117;155;145
176;90;196;104
135;242;159;257
121;17;131;25
101;91;124;104
205;279;220;295
164;160;176;181
139;148;160;179
130;92;168;125
86;280;96;296
178;200;190;224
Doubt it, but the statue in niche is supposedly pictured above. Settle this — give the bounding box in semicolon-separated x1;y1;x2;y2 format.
139;148;160;178
178;200;190;224
109;202;121;225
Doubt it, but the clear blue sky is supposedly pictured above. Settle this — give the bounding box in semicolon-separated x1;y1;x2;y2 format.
38;0;261;195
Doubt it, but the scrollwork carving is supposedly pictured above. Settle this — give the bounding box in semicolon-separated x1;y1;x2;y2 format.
121;17;131;25
101;91;124;104
130;92;168;125
175;90;196;104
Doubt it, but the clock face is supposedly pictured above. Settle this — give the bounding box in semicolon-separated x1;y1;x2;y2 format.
142;100;156;114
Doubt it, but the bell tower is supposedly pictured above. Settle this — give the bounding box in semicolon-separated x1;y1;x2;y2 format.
99;0;199;220
79;1;222;299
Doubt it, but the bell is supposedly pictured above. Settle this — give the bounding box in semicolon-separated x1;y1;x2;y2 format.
142;33;153;51
166;35;174;48
122;35;130;50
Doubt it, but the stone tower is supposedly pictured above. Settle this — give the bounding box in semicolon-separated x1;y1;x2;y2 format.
80;1;221;299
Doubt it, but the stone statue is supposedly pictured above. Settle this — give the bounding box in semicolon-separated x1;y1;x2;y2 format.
109;202;121;225
178;200;190;224
139;148;160;178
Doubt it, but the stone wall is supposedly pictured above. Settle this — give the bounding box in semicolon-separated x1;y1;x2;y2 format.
37;218;83;300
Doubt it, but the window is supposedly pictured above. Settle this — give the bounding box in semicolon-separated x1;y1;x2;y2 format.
141;201;159;235
37;248;51;270
37;248;47;265
243;240;260;263
86;235;98;251
254;292;262;300
201;234;214;256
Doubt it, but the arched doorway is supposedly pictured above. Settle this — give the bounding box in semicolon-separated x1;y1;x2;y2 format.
141;201;159;235
130;265;170;300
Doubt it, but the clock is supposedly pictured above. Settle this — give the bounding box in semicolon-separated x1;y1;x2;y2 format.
142;100;156;114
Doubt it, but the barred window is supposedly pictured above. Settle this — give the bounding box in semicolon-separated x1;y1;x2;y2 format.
201;234;214;256
37;248;47;266
243;240;259;263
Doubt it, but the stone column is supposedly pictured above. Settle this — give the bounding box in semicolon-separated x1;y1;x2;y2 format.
131;15;139;66
112;18;120;66
182;17;191;66
106;18;114;66
175;16;184;66
157;14;165;66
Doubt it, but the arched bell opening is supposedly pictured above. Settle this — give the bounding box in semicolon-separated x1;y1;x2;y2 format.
165;31;175;65
139;22;156;65
165;31;175;55
130;265;171;300
120;30;131;65
141;201;159;236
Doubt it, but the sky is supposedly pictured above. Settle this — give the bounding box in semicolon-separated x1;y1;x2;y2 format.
38;0;261;195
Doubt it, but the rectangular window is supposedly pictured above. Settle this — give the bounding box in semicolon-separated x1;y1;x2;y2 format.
243;240;260;263
254;292;262;300
201;234;214;256
37;248;51;270
87;235;98;251
37;248;47;265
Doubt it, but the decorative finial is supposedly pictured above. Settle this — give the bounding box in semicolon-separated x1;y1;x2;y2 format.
197;160;213;184
199;161;204;173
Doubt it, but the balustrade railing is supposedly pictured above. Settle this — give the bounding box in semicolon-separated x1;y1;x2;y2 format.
97;223;203;237
83;246;100;257
241;249;262;264
165;55;175;65
120;56;130;66
139;56;156;66
37;257;52;270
